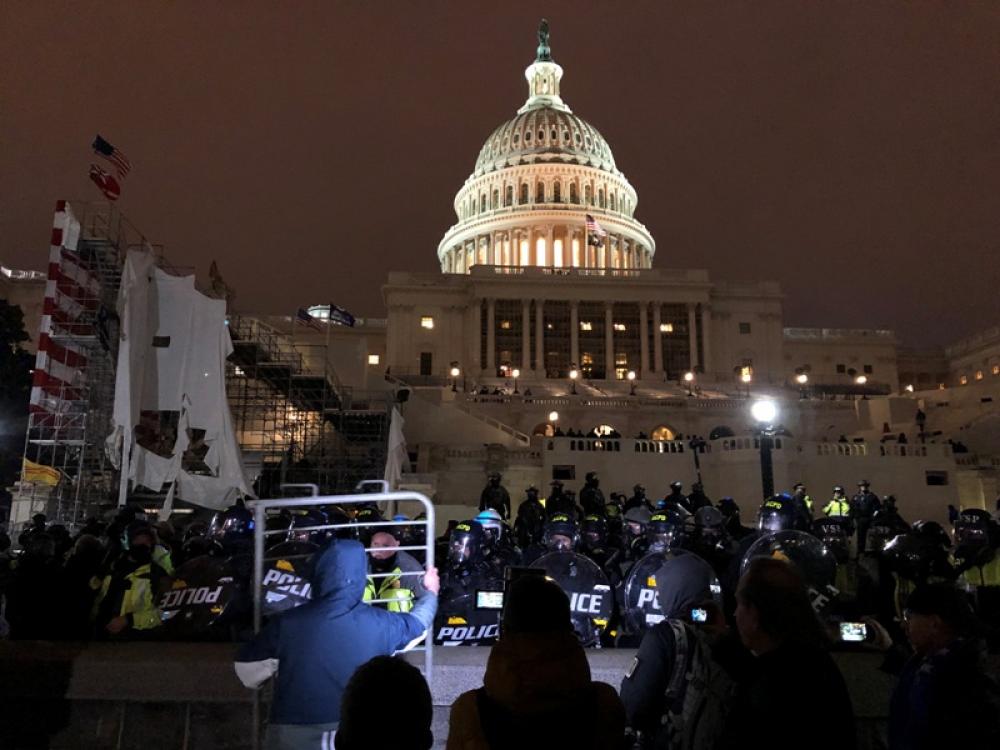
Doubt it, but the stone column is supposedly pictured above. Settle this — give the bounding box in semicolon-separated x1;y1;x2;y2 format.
470;300;482;372
521;299;531;372
652;304;663;374
547;225;555;268
535;299;545;376
604;234;612;271
604;302;615;379
570;301;580;366
701;305;712;379
639;302;649;376
486;298;496;374
687;303;699;372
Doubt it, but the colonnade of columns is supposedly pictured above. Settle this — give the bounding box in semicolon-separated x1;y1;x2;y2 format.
442;225;652;273
475;298;710;379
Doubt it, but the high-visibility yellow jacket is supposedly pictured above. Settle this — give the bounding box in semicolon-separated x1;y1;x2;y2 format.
364;567;415;613
824;499;851;517
92;562;165;631
962;556;1000;588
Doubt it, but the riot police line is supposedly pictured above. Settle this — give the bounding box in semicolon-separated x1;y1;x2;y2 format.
148;476;1000;654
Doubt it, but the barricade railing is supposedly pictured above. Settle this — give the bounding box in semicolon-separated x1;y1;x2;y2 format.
247;490;436;680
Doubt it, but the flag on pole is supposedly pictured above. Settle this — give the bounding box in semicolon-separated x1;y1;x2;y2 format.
92;134;132;178
22;458;61;486
328;303;356;328
89;164;121;201
295;307;322;331
585;214;607;246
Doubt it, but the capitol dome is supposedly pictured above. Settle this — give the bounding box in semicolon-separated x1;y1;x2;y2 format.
438;24;655;274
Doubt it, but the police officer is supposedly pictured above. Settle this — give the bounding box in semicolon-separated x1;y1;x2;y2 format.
685;482;711;513
660;481;686;511
479;472;511;520
363;528;425;613
579;471;606;516
475;508;521;573
823;486;852;518
757;493;812;534
580;514;622;585
851;480;882;555
717;497;753;541
622;506;652;565
441;520;496;597
646;511;684;554
207;502;256;556
688;506;735;579
625;484;651;512
513;486;546;550
791;482;814;519
547;484;582;520
605;502;626;552
523;513;579;564
954;509;1000;626
92;522;169;638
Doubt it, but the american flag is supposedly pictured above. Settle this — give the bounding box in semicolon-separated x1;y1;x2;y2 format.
92;134;132;178
295;307;322;331
586;214;607;246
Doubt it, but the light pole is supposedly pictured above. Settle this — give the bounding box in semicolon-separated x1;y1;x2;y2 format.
795;370;809;399
751;399;779;500
684;370;694;397
512;368;520;394
548;410;559;436
569;365;578;395
449;363;461;393
627;370;636;396
855;374;868;400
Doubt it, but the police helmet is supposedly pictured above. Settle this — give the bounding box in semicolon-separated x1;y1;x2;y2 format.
693;506;726;544
475;508;504;545
180;534;220;561
717;497;740;518
793;482;805;492
647;511;684;552
757;493;811;533
581;514;608;549
623;505;652;537
325;505;353;540
882;532;931;581
525;485;539;499
353;506;385;545
183;521;210;544
858;480;871;488
543;513;579;552
832;485;845;494
604;502;622;520
288;508;330;546
448;520;485;567
488;472;502;483
912;520;951;550
633;484;645;495
669;481;683;492
208;504;255;547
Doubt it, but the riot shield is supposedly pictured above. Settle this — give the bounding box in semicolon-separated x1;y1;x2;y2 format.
432;591;503;646
740;530;838;612
531;551;613;646
160;554;249;638
261;540;317;616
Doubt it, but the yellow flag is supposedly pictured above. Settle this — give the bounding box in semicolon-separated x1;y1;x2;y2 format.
21;459;61;486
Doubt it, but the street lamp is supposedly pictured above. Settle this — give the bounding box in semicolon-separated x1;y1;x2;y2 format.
751;398;779;499
855;374;868;400
795;370;809;400
569;365;579;395
449;363;461;392
795;373;808;385
904;384;914;393
548;410;559;426
512;368;521;394
683;370;695;397
627;370;636;396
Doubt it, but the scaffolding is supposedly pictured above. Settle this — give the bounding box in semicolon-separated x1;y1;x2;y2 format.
226;315;392;498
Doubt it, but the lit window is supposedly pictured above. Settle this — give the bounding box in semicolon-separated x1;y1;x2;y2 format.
993;365;1000;376
420;317;434;330
233;365;245;377
368;354;380;365
975;370;984;381
960;375;968;385
659;323;673;333
500;320;512;330
613;323;626;331
580;321;593;331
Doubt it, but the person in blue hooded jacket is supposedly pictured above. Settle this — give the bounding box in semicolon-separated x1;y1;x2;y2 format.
235;539;439;750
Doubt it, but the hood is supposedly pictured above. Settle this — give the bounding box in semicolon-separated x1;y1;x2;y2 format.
311;539;367;607
483;631;593;715
656;553;715;619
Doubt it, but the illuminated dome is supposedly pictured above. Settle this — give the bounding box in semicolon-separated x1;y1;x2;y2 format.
438;23;655;274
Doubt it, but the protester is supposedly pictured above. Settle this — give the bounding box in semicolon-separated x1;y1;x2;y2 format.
3;533;63;640
235;539;438;749
716;557;856;750
888;584;1000;750
92;521;169;639
446;575;625;749
336;656;433;750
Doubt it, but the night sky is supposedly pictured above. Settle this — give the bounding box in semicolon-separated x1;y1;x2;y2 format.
3;2;998;347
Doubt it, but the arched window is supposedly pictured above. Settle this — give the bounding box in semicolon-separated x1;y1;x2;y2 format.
536;181;545;202
585;185;593;205
651;425;676;441
480;194;486;213
570;183;579;204
532;421;556;437
553;181;562;202
708;425;736;440
504;185;513;207
609;193;616;211
592;424;617;437
598;188;605;208
520;183;529;204
491;189;499;209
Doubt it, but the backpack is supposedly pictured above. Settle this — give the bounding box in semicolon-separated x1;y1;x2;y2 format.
658;620;736;750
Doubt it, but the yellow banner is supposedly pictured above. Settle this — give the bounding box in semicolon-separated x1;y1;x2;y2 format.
22;459;61;486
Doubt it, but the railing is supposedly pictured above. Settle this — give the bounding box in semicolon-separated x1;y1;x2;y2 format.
783;327;896;341
453;401;531;445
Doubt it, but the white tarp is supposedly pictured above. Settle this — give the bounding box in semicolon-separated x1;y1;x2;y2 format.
109;248;253;510
383;406;407;490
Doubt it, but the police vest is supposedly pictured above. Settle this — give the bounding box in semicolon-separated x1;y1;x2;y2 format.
364;568;414;613
824;499;851;517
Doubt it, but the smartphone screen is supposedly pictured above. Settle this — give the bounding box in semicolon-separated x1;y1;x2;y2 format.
477;591;504;610
691;608;708;623
839;622;867;642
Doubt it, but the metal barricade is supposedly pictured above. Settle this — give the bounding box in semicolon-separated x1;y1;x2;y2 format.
247;490;436;681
